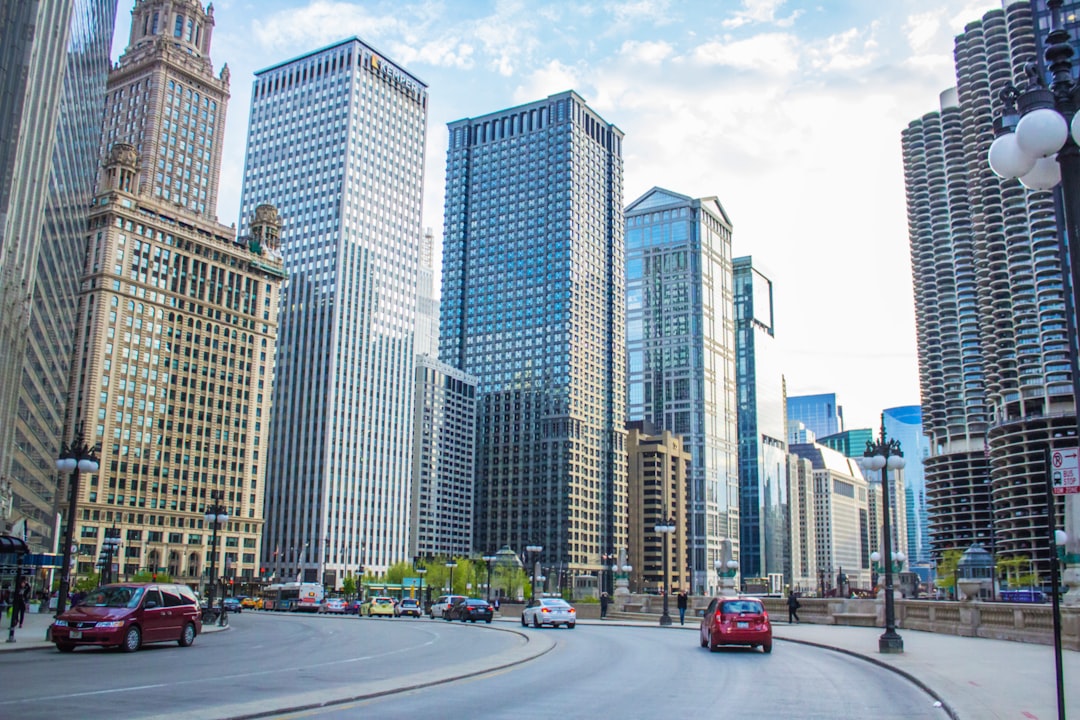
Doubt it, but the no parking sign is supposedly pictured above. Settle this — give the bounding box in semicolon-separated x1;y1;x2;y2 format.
1050;448;1080;495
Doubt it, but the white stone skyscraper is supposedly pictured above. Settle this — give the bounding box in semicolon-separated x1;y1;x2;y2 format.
240;39;428;584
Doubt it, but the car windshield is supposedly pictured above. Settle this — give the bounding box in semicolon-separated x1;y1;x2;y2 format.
374;598;392;604
542;599;569;608
401;599;418;606
79;586;145;609
721;600;763;614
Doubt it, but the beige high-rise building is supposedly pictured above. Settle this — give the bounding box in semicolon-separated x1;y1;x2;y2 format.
627;422;691;593
60;0;285;590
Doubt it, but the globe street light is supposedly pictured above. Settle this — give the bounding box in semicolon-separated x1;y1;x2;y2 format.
525;545;543;601
870;551;906;591
860;416;906;654
56;431;99;615
204;490;228;622
482;555;497;603
655;517;676;626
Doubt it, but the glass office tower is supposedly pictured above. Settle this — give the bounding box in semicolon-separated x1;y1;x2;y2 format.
442;91;626;581
787;394;842;440
2;0;117;548
240;39;428;583
625;187;737;594
734;256;788;583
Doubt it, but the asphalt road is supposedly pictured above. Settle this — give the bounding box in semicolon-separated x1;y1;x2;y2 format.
0;612;523;720
0;614;948;720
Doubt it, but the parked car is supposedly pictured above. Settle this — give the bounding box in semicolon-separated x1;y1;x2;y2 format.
699;596;772;653
320;597;347;614
344;599;363;615
222;597;242;613
521;598;576;628
51;583;202;653
397;598;422;618
360;596;396;617
429;594;467;619
447;598;494;623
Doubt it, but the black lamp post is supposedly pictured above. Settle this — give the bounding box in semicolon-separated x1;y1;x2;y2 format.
655;517;675;626
482;554;497;603
101;525;121;585
860;415;906;654
204;490;228;616
445;560;457;594
525;545;542;601
55;431;99;615
416;566;427;608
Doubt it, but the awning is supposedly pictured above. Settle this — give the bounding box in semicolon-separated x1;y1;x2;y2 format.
0;535;30;554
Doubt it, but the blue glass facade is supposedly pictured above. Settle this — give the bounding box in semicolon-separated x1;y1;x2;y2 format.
241;39;428;580
787;394;842;440
734;256;788;582
441;91;626;575
625;188;737;594
883;405;930;565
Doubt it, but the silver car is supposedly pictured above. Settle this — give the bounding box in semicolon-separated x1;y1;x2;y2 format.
521;598;577;628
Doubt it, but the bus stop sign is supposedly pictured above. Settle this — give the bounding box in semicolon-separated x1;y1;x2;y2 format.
1050;448;1080;495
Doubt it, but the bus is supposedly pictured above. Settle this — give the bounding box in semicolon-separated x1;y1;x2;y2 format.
263;582;324;612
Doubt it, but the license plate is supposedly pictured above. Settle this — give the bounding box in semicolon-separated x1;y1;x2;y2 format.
737;622;749;629
69;630;82;639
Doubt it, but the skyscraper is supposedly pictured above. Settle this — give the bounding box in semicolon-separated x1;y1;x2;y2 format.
903;2;1073;575
240;39;428;583
787;393;843;440
2;0;117;548
734;256;786;583
883;405;930;565
625;187;737;594
441;91;626;582
63;0;285;586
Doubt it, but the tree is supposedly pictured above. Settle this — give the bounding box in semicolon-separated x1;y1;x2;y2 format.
936;549;963;596
342;573;357;600
131;570;172;583
997;555;1040;590
72;573;102;593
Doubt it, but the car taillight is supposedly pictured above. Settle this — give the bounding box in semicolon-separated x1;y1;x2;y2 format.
541;607;550;613
568;608;575;613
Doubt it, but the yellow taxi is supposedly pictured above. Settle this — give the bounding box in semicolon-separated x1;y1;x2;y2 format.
240;596;262;610
360;596;396;617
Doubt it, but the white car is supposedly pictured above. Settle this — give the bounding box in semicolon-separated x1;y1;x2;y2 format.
521;598;576;628
319;598;347;614
429;594;467;619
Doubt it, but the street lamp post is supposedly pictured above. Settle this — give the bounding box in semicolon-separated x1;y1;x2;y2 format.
417;567;427;609
482;555;497;603
870;551;906;592
445;561;457;594
525;545;543;601
204;490;228;621
55;432;100;615
101;527;121;585
655;517;675;626
860;415;906;654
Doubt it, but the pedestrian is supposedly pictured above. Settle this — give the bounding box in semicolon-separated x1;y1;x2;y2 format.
676;589;688;625
12;577;30;629
787;590;800;624
600;591;609;619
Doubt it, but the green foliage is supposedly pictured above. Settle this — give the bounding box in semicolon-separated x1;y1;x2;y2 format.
342;573;357;599
131;570;172;583
73;574;102;592
936;549;964;591
997;555;1040;589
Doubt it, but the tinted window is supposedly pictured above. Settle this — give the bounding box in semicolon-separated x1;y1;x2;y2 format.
143;589;164;608
161;587;184;607
542;599;569;608
721;600;763;614
176;586;198;605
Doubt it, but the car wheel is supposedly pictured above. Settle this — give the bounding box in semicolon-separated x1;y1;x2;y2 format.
178;622;196;647
486;619;492;624
532;615;541;628
122;625;142;653
55;643;75;653
700;632;707;648
567;622;575;629
762;642;772;654
521;614;527;626
708;630;719;653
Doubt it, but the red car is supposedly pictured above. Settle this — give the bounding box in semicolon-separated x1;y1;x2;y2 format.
699;596;772;653
51;583;202;653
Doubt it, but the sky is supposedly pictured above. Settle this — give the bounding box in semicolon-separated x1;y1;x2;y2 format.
112;0;1006;432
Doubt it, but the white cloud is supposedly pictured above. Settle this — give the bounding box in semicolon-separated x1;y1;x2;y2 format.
617;39;675;63
512;60;581;104
722;0;801;29
806;24;879;73
688;33;801;76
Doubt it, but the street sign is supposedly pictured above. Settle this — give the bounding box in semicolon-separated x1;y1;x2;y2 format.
1050;448;1080;495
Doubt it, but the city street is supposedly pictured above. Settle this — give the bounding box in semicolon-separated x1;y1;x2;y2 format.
0;613;945;719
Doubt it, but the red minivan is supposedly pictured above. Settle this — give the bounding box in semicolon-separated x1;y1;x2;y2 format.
699;596;772;653
52;583;202;653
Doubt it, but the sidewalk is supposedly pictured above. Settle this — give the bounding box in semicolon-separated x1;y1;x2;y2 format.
0;605;227;651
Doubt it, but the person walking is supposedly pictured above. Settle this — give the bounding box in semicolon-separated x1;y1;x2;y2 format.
677;589;688;625
787;589;800;624
12;577;30;629
599;591;609;619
